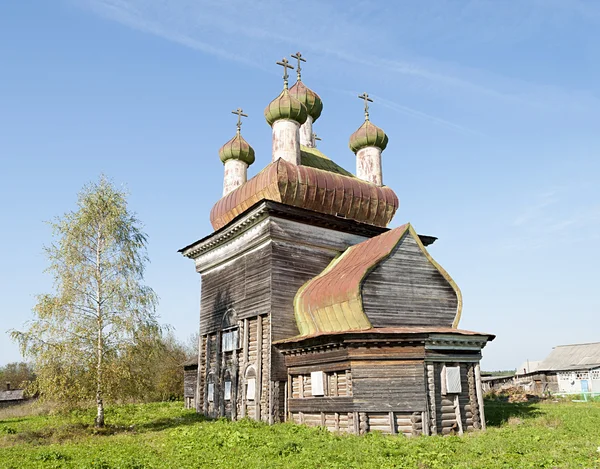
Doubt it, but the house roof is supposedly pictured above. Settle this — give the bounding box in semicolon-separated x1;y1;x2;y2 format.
539;342;600;371
184;357;199;369
0;389;25;402
293;224;462;337
209;158;398;230
516;360;542;375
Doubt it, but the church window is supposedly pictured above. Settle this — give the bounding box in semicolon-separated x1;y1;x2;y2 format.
311;371;325;396
246;378;256;401
224;381;232;400
208;383;215;402
221;309;239;352
222;329;238;352
443;366;462;394
245;366;257;401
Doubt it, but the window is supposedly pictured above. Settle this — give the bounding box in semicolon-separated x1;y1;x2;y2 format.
222;329;238;352
443;366;462;394
246;378;256;401
208;383;214;402
311;371;325;396
224;381;232;401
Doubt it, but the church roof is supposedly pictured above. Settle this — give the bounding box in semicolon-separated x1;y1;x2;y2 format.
293;224;461;337
300;145;354;177
209;159;398;230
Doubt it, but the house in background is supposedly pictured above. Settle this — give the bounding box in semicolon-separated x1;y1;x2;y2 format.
180;54;494;435
484;343;600;396
516;360;541;376
539;342;600;395
0;383;26;409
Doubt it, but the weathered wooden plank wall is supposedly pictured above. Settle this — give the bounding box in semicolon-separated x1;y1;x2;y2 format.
351;360;427;412
199;244;272;336
362;234;458;327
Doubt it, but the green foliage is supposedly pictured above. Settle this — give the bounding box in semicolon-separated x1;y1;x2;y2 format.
0;362;36;391
10;175;159;425
1;400;600;468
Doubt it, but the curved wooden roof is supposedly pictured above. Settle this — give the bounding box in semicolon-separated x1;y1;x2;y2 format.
209;159;399;230
293;224;462;337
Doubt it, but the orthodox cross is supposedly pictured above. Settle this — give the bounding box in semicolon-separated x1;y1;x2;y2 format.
312;133;321;142
231;108;247;134
291;52;306;81
358;92;373;121
276;58;294;89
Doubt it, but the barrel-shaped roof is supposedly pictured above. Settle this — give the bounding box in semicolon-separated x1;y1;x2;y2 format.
209;159;398;230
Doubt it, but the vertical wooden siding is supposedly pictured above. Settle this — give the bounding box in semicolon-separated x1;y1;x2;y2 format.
362;234;458;328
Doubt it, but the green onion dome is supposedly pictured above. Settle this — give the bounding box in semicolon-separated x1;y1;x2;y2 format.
264;89;308;127
349;120;388;153
219;133;255;166
289;81;323;122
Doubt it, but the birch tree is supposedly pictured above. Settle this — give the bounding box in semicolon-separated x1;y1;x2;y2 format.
11;176;158;427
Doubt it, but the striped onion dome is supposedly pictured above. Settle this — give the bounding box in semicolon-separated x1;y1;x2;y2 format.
218;133;255;165
349;120;388;153
264;89;308;127
289;81;323;122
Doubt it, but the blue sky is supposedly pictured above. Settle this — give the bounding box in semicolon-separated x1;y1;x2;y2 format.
1;0;598;370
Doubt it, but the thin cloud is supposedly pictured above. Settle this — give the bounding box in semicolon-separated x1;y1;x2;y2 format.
71;0;514;100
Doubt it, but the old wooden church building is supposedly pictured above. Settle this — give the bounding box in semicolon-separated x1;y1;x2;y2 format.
180;54;494;436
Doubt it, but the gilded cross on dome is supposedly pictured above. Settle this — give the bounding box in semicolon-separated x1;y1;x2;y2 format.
358;92;373;121
291;52;306;81
276;58;294;89
231;108;248;134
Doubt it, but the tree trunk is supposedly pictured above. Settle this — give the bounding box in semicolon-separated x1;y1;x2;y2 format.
95;230;105;428
95;325;104;427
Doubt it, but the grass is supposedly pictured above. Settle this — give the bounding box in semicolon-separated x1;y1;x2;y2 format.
1;400;599;468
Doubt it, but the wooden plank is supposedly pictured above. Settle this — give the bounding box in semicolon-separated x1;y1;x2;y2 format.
203;334;210;414
475;364;486;430
361;235;458;328
454;395;464;436
256;315;262;421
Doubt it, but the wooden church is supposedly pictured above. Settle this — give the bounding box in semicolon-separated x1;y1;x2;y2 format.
180;54;494;436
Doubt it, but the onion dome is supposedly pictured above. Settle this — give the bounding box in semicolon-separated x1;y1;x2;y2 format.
349;120;389;153
219;133;255;166
289;81;323;122
264;89;308;127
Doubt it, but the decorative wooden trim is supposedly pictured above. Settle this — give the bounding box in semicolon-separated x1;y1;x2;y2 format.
453;394;464;435
195;332;203;413
203;335;210;415
475;364;486;430
256;315;263;421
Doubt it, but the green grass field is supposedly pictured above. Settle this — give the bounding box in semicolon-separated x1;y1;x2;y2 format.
1;399;599;468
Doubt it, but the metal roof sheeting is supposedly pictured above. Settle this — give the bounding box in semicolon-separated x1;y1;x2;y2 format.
209;159;399;230
539;342;600;371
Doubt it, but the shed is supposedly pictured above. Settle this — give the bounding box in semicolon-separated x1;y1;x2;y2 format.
183;357;199;409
